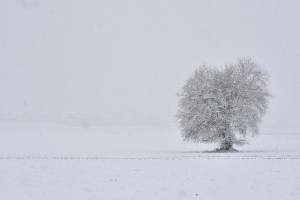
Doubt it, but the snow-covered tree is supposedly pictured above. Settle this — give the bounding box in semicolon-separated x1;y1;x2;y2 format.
177;58;271;151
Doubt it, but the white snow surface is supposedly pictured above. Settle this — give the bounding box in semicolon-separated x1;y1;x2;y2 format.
1;122;300;200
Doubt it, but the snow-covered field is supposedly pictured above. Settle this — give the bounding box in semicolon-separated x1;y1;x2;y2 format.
1;122;300;200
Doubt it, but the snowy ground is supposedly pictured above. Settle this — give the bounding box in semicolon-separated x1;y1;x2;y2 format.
1;122;300;200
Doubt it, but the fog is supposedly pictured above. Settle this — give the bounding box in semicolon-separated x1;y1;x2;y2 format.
0;0;300;131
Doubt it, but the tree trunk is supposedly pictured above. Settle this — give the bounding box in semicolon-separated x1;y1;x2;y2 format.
219;136;233;151
217;124;234;151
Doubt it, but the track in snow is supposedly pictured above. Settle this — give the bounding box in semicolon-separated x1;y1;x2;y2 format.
1;154;300;160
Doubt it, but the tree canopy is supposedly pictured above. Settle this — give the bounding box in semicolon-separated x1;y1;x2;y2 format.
177;58;271;150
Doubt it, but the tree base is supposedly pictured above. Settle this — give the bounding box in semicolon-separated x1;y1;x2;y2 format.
205;147;238;153
214;147;238;153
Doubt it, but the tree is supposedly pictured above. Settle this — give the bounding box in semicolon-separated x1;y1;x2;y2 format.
176;58;271;151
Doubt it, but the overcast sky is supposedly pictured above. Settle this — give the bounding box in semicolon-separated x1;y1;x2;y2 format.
0;0;300;131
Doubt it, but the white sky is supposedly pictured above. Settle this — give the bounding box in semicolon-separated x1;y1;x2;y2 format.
0;0;300;131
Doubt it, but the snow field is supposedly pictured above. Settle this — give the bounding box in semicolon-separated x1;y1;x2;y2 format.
1;122;300;200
